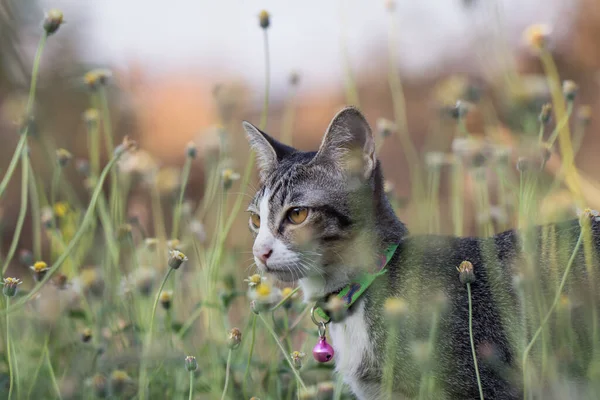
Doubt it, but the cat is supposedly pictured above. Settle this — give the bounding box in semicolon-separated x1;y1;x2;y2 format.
243;106;600;400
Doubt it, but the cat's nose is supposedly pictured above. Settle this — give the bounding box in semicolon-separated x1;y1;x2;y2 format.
257;249;273;264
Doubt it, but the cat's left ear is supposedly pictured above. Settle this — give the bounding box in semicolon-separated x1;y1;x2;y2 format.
242;121;296;181
312;107;376;179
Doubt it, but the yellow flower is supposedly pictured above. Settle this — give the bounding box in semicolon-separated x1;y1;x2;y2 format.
256;283;271;298
244;274;264;288
31;261;48;272
53;202;69;218
384;297;409;318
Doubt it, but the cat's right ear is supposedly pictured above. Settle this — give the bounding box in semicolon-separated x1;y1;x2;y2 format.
242;121;295;181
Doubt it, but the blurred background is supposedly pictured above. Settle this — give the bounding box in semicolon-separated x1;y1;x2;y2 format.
2;0;600;262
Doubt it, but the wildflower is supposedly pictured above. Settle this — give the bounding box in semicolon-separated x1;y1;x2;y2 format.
83;108;99;126
376;118;396;138
325;296;347;322
577;207;600;225
383;180;395;195
578;105;592;126
144;238;159;250
43;9;64;35
562;80;578;102
289;71;300;86
317;381;335;398
160;290;173;310
168;249;188;270
132;267;156;296
113;135;138;157
457;260;475;285
53;273;69;290
2;277;23;297
424;152;447;169
259;10;270;29
516;157;532;173
167;239;181;250
84;69;112;91
384;297;409;319
411;341;432;369
91;374;108;398
30;261;50;282
539;103;552;124
53;202;69;218
81;327;93;343
290;351;306;369
154;167;181;194
523;24;551;51
298;386;319;400
79;268;105;297
185;355;198;371
56;148;73;167
186;142;197;159
19;249;34;267
221;168;240;190
110;370;131;396
41;206;53;228
244;274;265;288
75;159;90;176
227;327;242;349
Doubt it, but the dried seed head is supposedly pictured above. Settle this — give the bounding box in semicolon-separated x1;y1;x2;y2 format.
109;370;131;395
56;148;73;167
186;142;197;159
81;327;93;343
259;10;270;29
43;9;64;35
159;290;173;310
185;355;198;371
168;250;188;270
53;273;69;290
290;351;306;370
2;277;23;297
457;260;475;285
523;24;551;51
114;135;138;157
227;327;242;349
30;261;50;282
539;103;552;125
562;80;578;102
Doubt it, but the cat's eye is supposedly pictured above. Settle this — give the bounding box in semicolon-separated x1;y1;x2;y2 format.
287;207;308;225
250;213;261;229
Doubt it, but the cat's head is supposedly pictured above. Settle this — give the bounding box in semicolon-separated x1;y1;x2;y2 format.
244;107;384;298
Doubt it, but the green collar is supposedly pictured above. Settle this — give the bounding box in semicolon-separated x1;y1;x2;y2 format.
314;243;399;320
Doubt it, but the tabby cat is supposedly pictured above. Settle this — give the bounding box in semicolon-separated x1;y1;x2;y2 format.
244;107;600;400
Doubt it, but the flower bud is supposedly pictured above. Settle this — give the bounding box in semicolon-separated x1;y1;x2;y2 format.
81;327;93;343
227;327;242;349
186;142;197;159
2;277;22;297
538;103;552;125
91;374;108;398
43;9;64;36
523;24;551;51
259;10;270;29
290;351;306;370
185;355;198;371
562;80;578;102
30;261;50;282
457;260;475;285
168;250;188;270
56;148;73;167
160;290;173;310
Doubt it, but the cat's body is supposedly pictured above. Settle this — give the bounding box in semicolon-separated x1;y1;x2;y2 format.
243;107;600;400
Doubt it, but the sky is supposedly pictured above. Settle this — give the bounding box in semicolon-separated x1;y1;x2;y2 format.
39;0;575;94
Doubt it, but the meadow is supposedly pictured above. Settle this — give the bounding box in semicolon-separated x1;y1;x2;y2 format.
0;6;600;400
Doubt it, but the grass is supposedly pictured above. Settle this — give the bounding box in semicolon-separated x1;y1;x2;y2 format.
0;8;600;400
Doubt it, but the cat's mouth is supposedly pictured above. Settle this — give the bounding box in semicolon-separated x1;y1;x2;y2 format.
263;265;304;282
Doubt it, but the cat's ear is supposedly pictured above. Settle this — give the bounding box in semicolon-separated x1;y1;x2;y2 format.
312;107;376;179
243;121;295;181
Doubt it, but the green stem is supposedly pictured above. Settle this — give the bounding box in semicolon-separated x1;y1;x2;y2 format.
6;298;13;400
27;334;50;399
258;313;307;391
138;267;175;400
242;314;257;398
0;153;123;316
220;349;232;400
467;284;484;400
28;162;42;260
270;286;300;312
522;230;583;396
45;344;62;400
2;151;29;274
188;370;194;400
173;156;193;239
